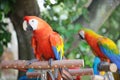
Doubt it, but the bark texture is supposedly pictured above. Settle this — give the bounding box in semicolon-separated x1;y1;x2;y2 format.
9;0;40;78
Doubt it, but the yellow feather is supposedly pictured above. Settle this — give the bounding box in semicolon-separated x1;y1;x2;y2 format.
56;37;64;60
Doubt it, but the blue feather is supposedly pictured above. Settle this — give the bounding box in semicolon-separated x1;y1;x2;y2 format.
93;57;101;75
52;46;60;60
27;68;35;72
99;46;120;70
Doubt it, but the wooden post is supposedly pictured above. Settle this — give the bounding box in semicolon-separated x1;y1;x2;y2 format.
98;62;117;72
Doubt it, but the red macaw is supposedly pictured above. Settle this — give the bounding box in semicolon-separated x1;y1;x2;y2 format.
23;16;64;61
23;16;72;80
78;28;120;71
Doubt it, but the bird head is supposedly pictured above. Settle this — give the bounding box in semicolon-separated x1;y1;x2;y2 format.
78;30;85;40
79;28;99;40
23;16;39;31
23;16;51;32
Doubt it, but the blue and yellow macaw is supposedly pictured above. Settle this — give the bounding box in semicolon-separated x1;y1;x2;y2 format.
79;28;120;80
79;28;120;71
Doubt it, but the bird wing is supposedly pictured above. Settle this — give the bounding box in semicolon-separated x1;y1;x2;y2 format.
49;32;64;60
97;37;120;69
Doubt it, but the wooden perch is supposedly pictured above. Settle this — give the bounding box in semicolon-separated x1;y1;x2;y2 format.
0;60;84;69
98;62;117;72
69;68;93;76
26;68;93;78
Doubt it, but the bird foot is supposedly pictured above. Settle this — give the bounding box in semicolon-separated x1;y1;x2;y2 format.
54;68;59;79
48;70;55;80
48;58;53;68
26;59;39;66
48;59;59;79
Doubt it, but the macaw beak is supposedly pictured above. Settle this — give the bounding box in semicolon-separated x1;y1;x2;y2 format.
23;20;33;31
78;32;84;40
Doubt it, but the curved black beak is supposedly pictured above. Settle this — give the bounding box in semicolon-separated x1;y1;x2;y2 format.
79;34;84;40
78;32;84;40
23;20;33;31
26;23;33;31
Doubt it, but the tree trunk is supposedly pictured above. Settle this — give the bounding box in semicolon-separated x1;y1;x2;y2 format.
73;0;120;31
9;0;40;78
66;0;120;54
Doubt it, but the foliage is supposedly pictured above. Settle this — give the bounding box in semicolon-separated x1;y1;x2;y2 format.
0;22;11;56
0;0;15;56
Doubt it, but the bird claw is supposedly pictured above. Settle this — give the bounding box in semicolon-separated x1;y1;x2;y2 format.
48;58;53;67
26;59;38;66
48;59;59;79
54;68;59;79
48;70;55;80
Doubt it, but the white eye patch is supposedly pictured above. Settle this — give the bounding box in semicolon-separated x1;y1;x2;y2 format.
23;20;27;31
79;30;85;39
29;19;38;30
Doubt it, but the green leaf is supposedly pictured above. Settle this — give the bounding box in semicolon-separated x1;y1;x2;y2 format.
0;12;2;20
0;33;4;41
4;1;11;14
0;43;3;56
5;32;11;42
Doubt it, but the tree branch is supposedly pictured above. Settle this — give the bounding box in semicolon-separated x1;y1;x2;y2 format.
1;60;84;69
73;0;120;31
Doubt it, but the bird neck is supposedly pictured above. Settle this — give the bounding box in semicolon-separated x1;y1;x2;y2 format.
85;32;101;44
33;27;53;39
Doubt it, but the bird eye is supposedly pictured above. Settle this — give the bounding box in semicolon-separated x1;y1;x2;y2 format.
31;20;34;22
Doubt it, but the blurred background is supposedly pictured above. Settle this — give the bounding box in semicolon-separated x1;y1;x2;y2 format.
0;0;120;80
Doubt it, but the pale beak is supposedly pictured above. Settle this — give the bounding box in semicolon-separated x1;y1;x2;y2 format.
78;32;84;40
